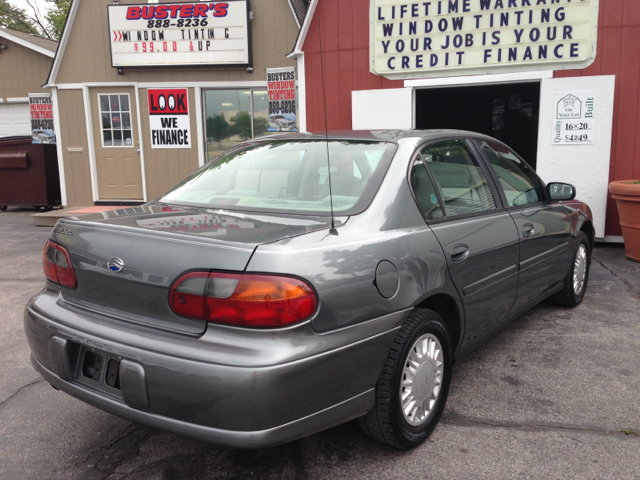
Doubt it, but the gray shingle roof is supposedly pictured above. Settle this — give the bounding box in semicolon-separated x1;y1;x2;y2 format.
0;28;58;52
289;0;309;27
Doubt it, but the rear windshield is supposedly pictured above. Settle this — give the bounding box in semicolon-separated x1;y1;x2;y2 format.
159;140;396;215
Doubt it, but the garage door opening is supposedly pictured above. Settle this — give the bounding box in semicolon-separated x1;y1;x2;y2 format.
415;82;540;169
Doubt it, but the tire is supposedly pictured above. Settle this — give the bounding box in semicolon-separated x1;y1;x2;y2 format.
552;231;591;307
0;206;7;212
358;308;453;449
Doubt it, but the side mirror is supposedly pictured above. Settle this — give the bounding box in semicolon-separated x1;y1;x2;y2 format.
547;182;576;201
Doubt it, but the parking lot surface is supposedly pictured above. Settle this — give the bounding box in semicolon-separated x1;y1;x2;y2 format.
1;208;639;480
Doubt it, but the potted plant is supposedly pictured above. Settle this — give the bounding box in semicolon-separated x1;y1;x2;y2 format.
609;180;640;262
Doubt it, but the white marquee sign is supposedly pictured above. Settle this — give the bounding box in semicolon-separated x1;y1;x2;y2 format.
370;0;599;79
108;1;250;68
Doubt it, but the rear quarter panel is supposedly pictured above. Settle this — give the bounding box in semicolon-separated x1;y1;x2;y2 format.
247;138;463;334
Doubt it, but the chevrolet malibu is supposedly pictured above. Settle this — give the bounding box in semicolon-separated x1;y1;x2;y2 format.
24;130;594;449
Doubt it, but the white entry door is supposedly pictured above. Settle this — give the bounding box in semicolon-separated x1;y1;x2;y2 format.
536;75;615;239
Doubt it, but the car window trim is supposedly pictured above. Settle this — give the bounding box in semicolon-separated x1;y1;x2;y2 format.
406;149;447;221
470;137;551;209
426;206;509;226
411;136;505;224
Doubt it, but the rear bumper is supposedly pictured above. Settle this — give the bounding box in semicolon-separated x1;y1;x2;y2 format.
31;355;373;449
24;294;404;448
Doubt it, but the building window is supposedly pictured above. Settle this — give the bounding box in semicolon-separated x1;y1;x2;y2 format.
204;88;298;162
99;94;133;147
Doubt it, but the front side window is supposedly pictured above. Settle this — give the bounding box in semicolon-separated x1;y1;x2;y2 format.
478;140;543;207
160;140;395;216
99;94;132;147
421;139;496;217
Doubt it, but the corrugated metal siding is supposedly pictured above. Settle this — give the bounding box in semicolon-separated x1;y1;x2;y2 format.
303;0;403;131
55;0;299;84
555;0;640;236
303;0;640;236
0;38;52;99
56;89;93;206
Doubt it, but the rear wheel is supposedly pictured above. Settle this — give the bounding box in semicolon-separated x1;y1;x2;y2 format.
358;308;452;449
0;206;7;212
552;231;591;307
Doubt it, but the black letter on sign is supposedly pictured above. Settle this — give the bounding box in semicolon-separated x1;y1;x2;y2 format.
177;94;186;111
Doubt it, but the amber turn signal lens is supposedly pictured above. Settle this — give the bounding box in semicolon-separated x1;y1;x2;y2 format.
169;272;317;328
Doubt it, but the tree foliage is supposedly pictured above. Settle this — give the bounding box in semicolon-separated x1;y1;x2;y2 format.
0;0;40;35
44;0;70;40
0;0;70;40
206;114;230;143
229;111;253;140
207;112;269;142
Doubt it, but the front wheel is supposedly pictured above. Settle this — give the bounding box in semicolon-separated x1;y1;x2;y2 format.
552;231;591;307
358;308;453;449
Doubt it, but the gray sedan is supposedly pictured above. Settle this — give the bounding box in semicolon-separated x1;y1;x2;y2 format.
24;130;594;449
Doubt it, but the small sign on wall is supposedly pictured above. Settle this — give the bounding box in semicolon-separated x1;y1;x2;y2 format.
266;67;297;132
28;94;55;144
552;90;595;145
148;88;191;148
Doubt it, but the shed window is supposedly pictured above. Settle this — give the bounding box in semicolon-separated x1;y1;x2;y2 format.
204;88;298;163
99;94;133;147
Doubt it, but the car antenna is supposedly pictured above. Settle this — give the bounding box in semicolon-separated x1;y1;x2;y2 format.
317;16;338;236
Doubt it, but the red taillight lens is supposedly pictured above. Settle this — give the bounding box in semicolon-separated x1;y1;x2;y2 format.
43;241;59;284
42;240;77;289
169;272;208;320
169;272;317;328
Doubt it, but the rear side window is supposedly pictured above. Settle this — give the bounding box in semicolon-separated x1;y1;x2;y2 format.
420;140;496;217
478;140;544;207
411;160;443;219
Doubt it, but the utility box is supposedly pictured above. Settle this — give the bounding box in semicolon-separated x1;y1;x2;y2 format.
0;137;61;210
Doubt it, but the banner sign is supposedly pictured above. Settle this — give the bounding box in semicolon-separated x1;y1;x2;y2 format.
370;0;598;79
266;67;297;132
28;94;55;144
552;90;595;145
108;1;250;67
148;89;191;148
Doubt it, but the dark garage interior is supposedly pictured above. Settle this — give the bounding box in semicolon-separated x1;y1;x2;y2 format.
415;82;541;169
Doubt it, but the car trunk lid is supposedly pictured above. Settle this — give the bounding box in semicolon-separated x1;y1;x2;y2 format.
50;204;333;335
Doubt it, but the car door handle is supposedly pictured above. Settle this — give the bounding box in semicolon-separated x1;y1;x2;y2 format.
450;244;469;263
522;224;535;238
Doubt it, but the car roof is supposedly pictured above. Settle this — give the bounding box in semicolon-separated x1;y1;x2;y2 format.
250;129;499;143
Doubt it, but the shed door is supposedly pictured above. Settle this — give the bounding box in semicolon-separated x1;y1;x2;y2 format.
0;102;31;138
535;75;615;238
90;87;143;200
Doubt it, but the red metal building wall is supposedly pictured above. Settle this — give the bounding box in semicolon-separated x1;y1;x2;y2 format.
303;0;403;132
555;0;640;236
303;0;640;236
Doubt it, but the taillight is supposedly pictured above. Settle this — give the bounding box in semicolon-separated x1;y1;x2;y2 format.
169;272;317;328
42;240;77;289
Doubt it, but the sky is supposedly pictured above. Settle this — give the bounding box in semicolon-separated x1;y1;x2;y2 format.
9;0;52;17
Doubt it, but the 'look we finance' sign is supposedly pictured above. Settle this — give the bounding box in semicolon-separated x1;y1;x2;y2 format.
370;0;598;79
148;89;191;149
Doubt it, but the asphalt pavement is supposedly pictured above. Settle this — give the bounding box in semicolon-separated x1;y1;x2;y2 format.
1;208;639;480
